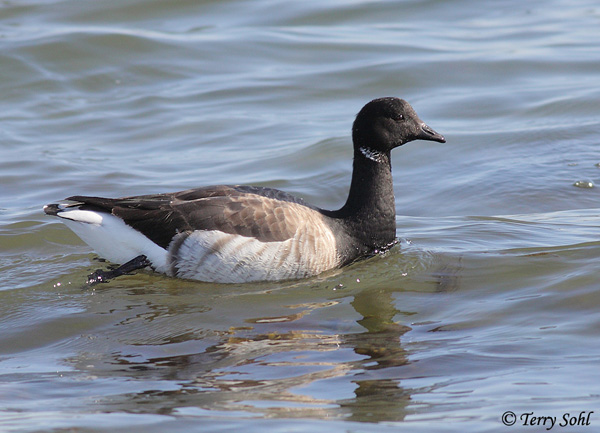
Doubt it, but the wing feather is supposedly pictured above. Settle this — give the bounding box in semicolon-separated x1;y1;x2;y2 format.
68;185;319;249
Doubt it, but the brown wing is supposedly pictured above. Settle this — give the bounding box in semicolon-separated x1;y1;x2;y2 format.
67;185;318;249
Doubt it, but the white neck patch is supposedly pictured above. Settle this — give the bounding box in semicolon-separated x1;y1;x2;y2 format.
359;146;386;163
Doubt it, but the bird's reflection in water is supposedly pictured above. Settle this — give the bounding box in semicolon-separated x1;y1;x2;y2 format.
78;255;460;422
84;291;411;422
340;289;412;422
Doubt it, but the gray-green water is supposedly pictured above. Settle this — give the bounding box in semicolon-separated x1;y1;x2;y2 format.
2;0;600;432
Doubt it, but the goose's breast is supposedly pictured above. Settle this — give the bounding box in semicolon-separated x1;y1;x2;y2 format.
167;213;340;283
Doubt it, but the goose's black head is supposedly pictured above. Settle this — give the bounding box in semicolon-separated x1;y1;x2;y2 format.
352;97;445;158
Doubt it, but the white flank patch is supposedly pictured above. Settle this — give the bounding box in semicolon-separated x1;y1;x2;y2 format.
49;207;104;225
56;208;168;273
170;229;338;283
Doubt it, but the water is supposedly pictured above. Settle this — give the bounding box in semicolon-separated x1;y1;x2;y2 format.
2;0;600;431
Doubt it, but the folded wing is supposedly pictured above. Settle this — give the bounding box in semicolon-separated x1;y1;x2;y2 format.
67;185;317;249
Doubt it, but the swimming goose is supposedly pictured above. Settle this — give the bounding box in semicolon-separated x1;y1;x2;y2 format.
44;97;445;284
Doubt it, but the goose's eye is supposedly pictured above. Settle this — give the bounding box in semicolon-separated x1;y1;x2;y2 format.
392;114;404;121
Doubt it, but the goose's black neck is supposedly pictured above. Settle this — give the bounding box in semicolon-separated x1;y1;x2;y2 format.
322;147;397;259
316;97;446;264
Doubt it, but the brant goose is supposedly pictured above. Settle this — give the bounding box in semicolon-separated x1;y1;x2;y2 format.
44;97;445;284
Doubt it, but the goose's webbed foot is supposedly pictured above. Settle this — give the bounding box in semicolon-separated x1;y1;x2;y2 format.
86;255;151;286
